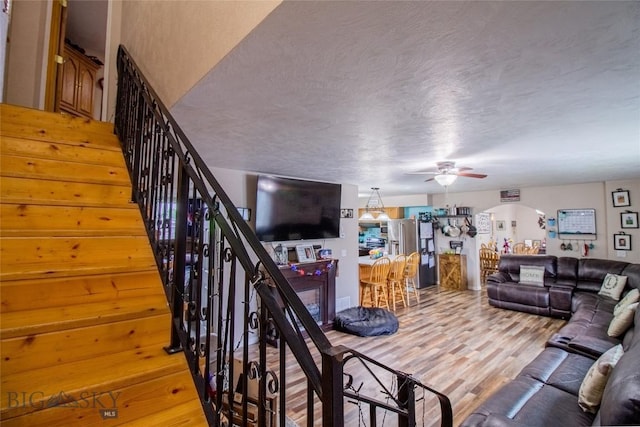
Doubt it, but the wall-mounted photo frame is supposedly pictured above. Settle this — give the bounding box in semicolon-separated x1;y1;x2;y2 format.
340;208;354;218
612;189;630;207
621;211;639;229
613;233;631;251
496;220;506;231
295;245;316;263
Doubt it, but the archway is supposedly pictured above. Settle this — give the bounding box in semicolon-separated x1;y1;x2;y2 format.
478;204;546;253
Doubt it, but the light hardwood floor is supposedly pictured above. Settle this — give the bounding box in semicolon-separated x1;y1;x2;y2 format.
250;286;567;426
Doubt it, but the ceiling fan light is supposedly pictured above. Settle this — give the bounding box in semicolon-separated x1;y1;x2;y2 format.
434;174;457;187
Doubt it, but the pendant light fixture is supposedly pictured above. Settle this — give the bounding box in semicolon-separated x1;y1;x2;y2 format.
359;187;390;221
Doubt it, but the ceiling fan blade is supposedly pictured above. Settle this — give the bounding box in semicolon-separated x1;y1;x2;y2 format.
424;177;436;182
456;172;487;179
456;167;473;172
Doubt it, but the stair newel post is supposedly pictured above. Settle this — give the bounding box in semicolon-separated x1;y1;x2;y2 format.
321;345;346;426
398;374;417;427
164;162;190;354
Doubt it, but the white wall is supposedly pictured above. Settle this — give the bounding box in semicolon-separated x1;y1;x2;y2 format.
212;167;360;318
4;0;48;108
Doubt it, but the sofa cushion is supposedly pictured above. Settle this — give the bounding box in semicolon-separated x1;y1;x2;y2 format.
621;263;640;291
598;273;628;300
547;292;620;358
497;255;557;283
556;256;579;287
578;344;624;413
460;375;595;427
614;288;640;316
608;302;638;337
519;347;594;396
576;259;629;292
520;265;545;286
599;308;640;425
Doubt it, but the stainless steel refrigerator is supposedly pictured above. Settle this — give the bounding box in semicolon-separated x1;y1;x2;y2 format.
387;218;437;288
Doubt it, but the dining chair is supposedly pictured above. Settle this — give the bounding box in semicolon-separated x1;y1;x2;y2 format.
387;255;408;311
360;257;391;309
479;248;500;285
403;252;421;305
512;242;527;254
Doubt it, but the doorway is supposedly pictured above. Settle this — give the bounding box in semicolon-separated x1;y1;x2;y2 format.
45;0;107;119
478;204;546;253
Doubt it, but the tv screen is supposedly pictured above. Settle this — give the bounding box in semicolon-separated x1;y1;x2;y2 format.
255;175;342;242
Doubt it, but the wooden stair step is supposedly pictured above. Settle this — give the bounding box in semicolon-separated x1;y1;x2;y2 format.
0;292;169;339
0;203;146;238
1;271;163;313
0;371;207;427
0;104;120;150
0;176;134;207
0;235;157;282
1;153;131;186
0;343;191;420
1;135;127;167
2;313;171;374
0;120;121;151
1;103;116;134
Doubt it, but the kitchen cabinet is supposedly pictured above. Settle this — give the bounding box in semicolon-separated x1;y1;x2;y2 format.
59;44;101;119
438;254;467;291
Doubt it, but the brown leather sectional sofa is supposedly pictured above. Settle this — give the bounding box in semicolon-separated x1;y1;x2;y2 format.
461;255;640;426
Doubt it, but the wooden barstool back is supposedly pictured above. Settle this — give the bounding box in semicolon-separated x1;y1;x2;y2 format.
360;257;392;309
479;248;500;285
512;242;527;254
403;252;421;305
388;255;408;310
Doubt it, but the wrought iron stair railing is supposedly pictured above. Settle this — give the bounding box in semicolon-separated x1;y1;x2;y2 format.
114;44;452;427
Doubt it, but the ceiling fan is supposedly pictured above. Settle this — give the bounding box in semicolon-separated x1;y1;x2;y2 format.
409;161;487;186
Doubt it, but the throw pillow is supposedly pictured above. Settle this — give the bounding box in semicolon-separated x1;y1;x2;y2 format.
578;344;624;413
614;288;640;317
519;265;545;286
607;302;638;337
598;273;628;301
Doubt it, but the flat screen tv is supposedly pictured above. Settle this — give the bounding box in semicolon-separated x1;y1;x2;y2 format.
255;175;342;242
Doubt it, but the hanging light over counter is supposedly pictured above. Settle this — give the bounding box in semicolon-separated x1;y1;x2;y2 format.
359;187;390;221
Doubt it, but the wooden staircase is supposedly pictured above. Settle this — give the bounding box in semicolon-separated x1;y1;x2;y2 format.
0;104;208;426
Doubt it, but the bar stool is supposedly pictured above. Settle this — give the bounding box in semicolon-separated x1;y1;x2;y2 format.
387;255;408;310
360;257;391;309
404;252;420;305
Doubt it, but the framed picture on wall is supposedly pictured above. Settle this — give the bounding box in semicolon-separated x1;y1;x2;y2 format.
496;220;506;231
612;189;631;207
621;212;639;229
613;233;631;251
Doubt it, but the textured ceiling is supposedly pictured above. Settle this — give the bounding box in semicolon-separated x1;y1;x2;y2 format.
171;1;640;197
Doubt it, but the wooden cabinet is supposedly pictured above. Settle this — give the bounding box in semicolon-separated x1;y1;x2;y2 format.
59;44;100;119
438;254;467;290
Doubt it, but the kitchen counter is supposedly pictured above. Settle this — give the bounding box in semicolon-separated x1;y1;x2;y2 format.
358;255;391;265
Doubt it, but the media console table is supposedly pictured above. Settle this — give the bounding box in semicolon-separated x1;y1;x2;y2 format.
262;259;338;345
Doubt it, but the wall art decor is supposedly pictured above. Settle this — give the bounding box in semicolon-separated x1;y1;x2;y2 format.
621;211;638;229
612;189;630;207
613;233;631;251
